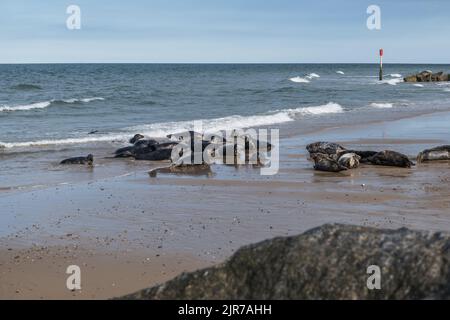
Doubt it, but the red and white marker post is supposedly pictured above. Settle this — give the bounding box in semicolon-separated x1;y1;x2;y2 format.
379;48;383;81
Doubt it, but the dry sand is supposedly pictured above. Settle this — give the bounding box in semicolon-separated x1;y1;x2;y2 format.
0;111;449;299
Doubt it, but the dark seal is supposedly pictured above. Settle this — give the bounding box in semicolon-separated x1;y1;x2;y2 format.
60;154;94;165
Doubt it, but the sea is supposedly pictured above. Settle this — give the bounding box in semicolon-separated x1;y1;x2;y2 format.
1;63;450;190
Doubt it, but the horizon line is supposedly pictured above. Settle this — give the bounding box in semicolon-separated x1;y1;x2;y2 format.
1;62;450;65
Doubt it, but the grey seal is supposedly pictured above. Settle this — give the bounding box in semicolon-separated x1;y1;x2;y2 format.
60;154;94;165
115;139;159;158
306;141;346;156
338;153;361;169
344;150;379;163
311;153;348;172
129;134;145;144
366;150;414;168
149;155;212;177
417;145;450;162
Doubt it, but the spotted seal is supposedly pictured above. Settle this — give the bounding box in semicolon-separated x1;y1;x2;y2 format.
338;152;361;169
311;153;348;172
306;141;346;157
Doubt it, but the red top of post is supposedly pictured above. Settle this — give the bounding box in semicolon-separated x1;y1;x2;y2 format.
379;49;384;57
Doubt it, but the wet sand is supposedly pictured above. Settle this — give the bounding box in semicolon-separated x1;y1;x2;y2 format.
0;111;449;299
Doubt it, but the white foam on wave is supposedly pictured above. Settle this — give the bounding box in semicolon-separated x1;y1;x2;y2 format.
306;73;320;79
379;78;403;86
389;74;402;78
289;76;310;83
413;84;424;88
58;97;105;103
286;102;344;115
370;102;394;109
0;101;51;112
0;102;345;149
336;71;345;75
0;134;129;149
0;97;105;113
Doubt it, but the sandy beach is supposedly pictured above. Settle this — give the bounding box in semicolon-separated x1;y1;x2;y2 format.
1;110;449;299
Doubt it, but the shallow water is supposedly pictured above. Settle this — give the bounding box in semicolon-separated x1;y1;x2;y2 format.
1;63;450;189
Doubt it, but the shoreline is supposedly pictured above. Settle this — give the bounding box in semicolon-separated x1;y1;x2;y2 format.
1;107;450;195
0;110;449;299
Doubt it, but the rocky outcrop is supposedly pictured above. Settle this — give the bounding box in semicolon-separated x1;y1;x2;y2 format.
404;70;449;82
120;224;450;300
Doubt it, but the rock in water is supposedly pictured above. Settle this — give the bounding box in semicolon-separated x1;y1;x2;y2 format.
404;70;449;82
119;224;450;300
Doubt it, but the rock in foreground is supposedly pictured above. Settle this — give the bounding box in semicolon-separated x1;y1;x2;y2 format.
120;224;450;299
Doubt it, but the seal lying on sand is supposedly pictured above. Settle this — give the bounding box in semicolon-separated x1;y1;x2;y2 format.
60;154;94;165
417;145;450;162
342;150;378;163
149;155;212;177
134;142;180;161
366;150;414;168
306;141;346;157
115;138;159;158
311;153;348;172
338;153;361;169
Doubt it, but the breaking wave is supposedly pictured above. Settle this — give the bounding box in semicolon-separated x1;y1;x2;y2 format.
0;102;344;149
0;97;105;112
379;78;403;86
289;76;310;83
370;102;394;109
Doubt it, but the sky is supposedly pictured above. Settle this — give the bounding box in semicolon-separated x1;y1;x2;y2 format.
1;0;449;63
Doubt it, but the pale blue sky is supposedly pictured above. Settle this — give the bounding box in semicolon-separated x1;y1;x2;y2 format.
1;0;449;63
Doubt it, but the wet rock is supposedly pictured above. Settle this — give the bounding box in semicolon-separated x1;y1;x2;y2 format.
404;71;449;82
119;224;450;299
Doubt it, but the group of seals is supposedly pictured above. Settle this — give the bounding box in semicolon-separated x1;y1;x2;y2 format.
306;141;415;172
147;131;273;176
54;130;266;176
307;141;450;173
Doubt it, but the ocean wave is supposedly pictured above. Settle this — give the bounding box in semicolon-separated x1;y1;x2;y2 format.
0;97;105;113
336;71;345;75
413;84;424;88
388;74;402;78
306;73;320;79
0;135;128;149
10;84;42;90
0;101;51;112
379;78;403;86
289;76;310;83
285;102;344;115
54;97;105;104
370;102;394;109
0;102;344;149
